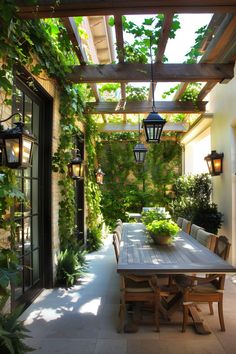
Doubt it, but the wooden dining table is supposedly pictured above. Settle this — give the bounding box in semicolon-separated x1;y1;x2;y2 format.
117;223;236;334
117;223;236;275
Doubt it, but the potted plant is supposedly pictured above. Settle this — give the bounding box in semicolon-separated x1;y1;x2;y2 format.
141;208;171;226
146;220;179;245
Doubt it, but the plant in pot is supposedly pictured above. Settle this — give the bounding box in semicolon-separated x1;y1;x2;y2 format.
146;220;179;245
141;208;171;226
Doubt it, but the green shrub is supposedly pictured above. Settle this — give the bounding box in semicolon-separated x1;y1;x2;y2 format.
86;226;103;253
141;209;171;226
57;248;87;287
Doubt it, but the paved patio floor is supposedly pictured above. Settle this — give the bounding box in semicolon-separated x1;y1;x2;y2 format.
21;236;236;354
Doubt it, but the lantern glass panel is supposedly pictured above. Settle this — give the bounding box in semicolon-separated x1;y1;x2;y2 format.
96;173;103;184
213;158;222;173
206;159;213;174
5;138;20;164
22;137;33;165
72;163;83;178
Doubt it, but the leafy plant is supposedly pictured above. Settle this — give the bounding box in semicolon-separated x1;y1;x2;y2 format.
146;219;179;237
141;208;171;226
86;226;103;253
0;305;34;354
172;173;223;234
57;248;87;287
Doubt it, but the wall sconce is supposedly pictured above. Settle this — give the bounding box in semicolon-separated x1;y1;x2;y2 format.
204;150;224;176
0;112;36;169
142;37;166;143
68;149;84;180
95;166;105;184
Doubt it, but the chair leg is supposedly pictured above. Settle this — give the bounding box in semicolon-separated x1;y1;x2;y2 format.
118;303;125;333
218;301;225;332
209;301;214;315
154;296;160;332
182;304;189;332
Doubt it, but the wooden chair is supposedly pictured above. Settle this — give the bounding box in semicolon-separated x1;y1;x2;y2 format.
196;229;216;251
175;273;226;332
214;235;231;261
189;224;204;239
176;217;184;228
112;231;161;332
118;274;160;332
181;218;191;234
207;236;231;315
113;225;122;243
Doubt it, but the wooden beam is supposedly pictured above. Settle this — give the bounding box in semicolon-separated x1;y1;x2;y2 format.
17;1;236;19
197;82;217;100
61;17;87;65
114;14;124;62
173;83;189;101
67;63;234;83
99;122;188;132
85;100;207;114
148;13;174;101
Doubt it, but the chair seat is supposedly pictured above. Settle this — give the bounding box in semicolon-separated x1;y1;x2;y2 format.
124;279;153;293
191;283;218;294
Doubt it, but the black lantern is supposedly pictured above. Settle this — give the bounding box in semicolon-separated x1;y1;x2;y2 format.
68;149;84;180
95;166;105;184
0;113;36;169
133;143;148;164
205;150;224;176
143;37;166;143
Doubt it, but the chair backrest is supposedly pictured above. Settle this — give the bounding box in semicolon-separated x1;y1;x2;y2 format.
176;217;184;228
116;219;123;226
112;233;120;263
190;224;204;239
196;229;216;251
214;235;231;260
182;218;191;234
113;225;122;243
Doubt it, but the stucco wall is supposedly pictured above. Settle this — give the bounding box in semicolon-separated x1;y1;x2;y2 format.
206;64;236;265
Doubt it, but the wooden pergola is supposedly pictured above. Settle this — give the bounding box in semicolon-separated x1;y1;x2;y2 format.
16;1;236;134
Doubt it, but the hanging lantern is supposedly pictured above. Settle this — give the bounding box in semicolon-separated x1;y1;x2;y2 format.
68;149;84;180
204;150;224;176
95;166;105;184
133;143;148;164
142;37;166;143
0;120;36;169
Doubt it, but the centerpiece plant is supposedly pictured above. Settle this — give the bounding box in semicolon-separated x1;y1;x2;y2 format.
141;208;171;226
146;220;179;245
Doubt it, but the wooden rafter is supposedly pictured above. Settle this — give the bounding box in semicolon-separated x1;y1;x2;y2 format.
67;63;234;83
85;101;207;114
148;13;174;101
17;1;236;19
99;122;188;132
62;17;101;103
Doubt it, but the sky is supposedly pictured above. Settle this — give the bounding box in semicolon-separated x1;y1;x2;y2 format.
123;13;213;100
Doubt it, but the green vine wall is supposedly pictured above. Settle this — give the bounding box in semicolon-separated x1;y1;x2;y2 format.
0;3;103;255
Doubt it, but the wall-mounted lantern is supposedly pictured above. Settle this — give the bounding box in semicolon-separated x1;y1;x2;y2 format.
204;150;224;176
133;143;148;164
68;149;84;180
0;113;36;169
95;166;105;184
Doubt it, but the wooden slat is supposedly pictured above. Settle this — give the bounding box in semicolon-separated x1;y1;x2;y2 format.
67;63;234;83
17;1;236;19
197;82;217;100
114;14;124;62
173;82;189;101
148;13;174;101
98;122;188;132
61;17;87;65
62;17;101;102
86;100;207;114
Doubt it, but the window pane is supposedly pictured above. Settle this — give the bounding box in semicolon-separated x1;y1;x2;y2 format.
24;178;31;215
32;180;38;214
24;95;32;132
24;217;31;252
32;216;39;248
14;259;23;299
24;253;32;291
33;250;39;284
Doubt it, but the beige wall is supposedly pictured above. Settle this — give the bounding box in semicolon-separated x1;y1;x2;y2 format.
208;66;236;265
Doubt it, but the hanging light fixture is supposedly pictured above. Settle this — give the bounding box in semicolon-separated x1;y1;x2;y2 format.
95;166;105;184
204;150;224;176
143;37;166;143
133;117;148;164
0;112;36;169
68;148;84;180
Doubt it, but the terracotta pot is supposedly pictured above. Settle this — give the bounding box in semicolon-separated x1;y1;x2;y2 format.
149;232;172;245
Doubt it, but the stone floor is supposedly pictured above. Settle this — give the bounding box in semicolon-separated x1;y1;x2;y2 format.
21;236;236;354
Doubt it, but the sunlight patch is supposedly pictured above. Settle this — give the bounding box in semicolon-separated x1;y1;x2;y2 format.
79;298;101;316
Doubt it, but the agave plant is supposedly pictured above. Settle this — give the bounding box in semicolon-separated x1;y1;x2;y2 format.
0;306;35;354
